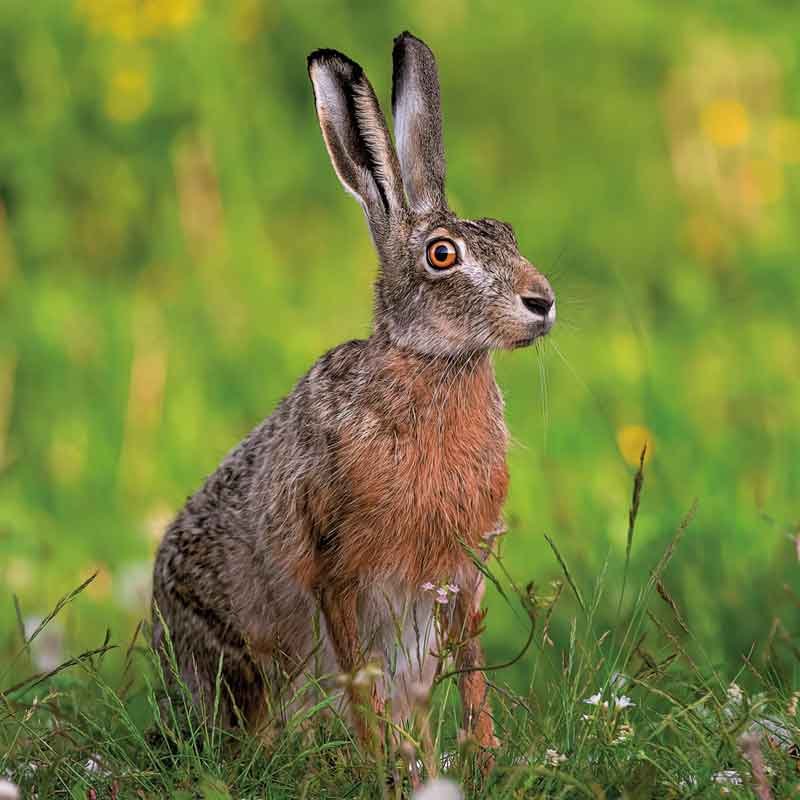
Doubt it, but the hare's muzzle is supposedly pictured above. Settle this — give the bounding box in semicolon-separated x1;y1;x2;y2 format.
519;275;556;336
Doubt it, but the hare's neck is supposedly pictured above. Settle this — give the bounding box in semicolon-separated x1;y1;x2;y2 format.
370;339;500;417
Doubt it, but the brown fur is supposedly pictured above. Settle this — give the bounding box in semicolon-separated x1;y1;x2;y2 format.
333;351;508;586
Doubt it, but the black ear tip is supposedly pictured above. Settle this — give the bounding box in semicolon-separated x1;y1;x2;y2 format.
393;30;430;51
307;48;363;80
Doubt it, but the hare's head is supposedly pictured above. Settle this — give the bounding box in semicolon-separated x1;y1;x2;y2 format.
308;32;555;357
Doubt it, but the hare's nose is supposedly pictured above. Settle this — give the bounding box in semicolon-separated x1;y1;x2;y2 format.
517;268;556;324
520;294;554;317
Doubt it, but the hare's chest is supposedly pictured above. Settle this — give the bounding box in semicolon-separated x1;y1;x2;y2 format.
336;380;509;583
402;409;508;522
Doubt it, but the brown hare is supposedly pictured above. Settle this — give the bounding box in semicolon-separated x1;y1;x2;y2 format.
152;31;555;761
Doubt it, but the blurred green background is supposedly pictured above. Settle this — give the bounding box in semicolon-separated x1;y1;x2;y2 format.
1;1;798;687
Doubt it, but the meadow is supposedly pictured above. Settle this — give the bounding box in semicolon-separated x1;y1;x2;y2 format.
1;1;799;796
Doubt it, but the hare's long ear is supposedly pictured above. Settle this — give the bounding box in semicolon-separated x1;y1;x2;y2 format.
391;32;446;215
308;49;406;229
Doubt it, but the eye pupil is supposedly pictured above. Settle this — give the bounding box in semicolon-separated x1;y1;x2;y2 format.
426;238;457;269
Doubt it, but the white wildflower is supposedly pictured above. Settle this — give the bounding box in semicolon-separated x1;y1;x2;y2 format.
84;755;109;776
583;689;635;716
412;777;463;800
612;723;634;744
722;682;745;720
726;682;744;705
544;748;567;767
712;769;742;791
0;779;20;800
422;582;460;603
788;691;800;717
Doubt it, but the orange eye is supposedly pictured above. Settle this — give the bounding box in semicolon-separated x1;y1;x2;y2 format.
426;238;458;270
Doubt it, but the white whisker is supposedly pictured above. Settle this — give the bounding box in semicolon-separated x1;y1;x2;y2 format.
536;339;549;452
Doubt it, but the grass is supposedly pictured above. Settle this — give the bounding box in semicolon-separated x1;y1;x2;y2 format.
1;0;799;677
2;467;799;799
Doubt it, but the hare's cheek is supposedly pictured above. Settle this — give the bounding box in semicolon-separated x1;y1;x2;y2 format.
430;314;468;346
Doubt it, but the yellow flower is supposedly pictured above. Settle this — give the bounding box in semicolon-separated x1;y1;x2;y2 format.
616;424;654;467
142;0;201;33
105;65;152;122
76;0;139;41
75;0;201;41
701;99;750;149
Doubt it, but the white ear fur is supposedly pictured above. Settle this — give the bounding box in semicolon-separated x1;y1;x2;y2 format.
308;50;406;223
310;64;377;211
391;32;447;215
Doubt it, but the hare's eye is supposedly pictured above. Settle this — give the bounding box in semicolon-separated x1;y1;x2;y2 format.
426;238;458;270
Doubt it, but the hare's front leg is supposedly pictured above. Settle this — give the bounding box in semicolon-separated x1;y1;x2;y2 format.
451;572;499;759
319;585;385;747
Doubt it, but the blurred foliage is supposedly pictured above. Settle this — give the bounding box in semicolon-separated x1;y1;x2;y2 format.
0;0;798;689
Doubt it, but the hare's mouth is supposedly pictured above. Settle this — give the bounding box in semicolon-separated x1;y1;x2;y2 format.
510;325;553;348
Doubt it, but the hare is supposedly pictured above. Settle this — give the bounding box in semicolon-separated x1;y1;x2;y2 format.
152;31;555;759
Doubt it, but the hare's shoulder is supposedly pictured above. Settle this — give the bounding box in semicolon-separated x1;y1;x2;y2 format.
289;338;375;423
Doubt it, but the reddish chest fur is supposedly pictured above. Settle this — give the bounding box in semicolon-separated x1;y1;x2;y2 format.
333;352;509;586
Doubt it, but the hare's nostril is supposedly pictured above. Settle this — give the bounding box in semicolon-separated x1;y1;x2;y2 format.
521;294;554;317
